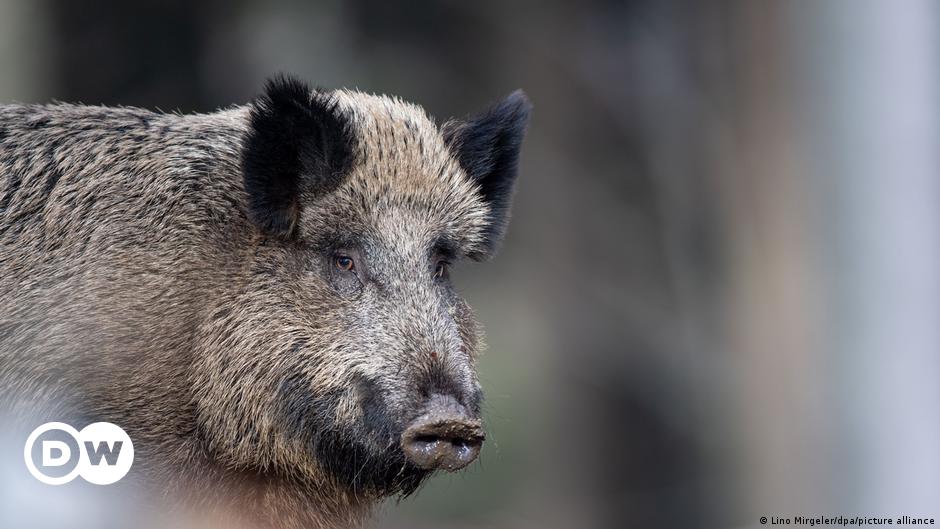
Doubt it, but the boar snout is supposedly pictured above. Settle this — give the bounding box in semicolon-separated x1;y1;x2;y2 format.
400;394;484;471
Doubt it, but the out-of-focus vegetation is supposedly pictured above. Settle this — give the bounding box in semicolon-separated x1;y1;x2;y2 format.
1;1;937;527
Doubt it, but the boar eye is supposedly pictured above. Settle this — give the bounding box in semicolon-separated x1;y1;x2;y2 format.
433;260;450;280
334;255;355;272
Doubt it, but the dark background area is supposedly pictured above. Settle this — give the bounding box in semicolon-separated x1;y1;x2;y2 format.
1;1;938;528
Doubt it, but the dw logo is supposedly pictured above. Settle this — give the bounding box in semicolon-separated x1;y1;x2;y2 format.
23;422;134;485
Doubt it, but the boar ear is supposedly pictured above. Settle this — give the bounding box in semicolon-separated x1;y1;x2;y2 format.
443;90;532;259
242;75;355;238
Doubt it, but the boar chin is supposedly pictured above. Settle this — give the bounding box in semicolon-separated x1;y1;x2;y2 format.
314;427;431;496
279;376;429;496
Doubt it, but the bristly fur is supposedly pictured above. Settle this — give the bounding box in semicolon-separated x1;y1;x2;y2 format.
0;74;530;529
242;75;357;238
443;90;532;259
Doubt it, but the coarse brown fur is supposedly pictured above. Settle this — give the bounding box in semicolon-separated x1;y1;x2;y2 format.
0;76;530;528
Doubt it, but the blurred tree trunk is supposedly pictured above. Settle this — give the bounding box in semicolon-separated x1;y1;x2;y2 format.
791;0;940;512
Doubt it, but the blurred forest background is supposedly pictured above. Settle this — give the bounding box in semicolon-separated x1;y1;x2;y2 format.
1;1;938;528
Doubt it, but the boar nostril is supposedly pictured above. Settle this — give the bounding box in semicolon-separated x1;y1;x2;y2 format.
400;394;484;471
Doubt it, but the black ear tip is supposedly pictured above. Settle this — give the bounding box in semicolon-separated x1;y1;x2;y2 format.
265;73;306;90
265;73;298;89
259;74;314;110
506;89;531;107
501;90;532;123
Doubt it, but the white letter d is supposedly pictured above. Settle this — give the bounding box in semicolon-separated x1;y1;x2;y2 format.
42;440;70;467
